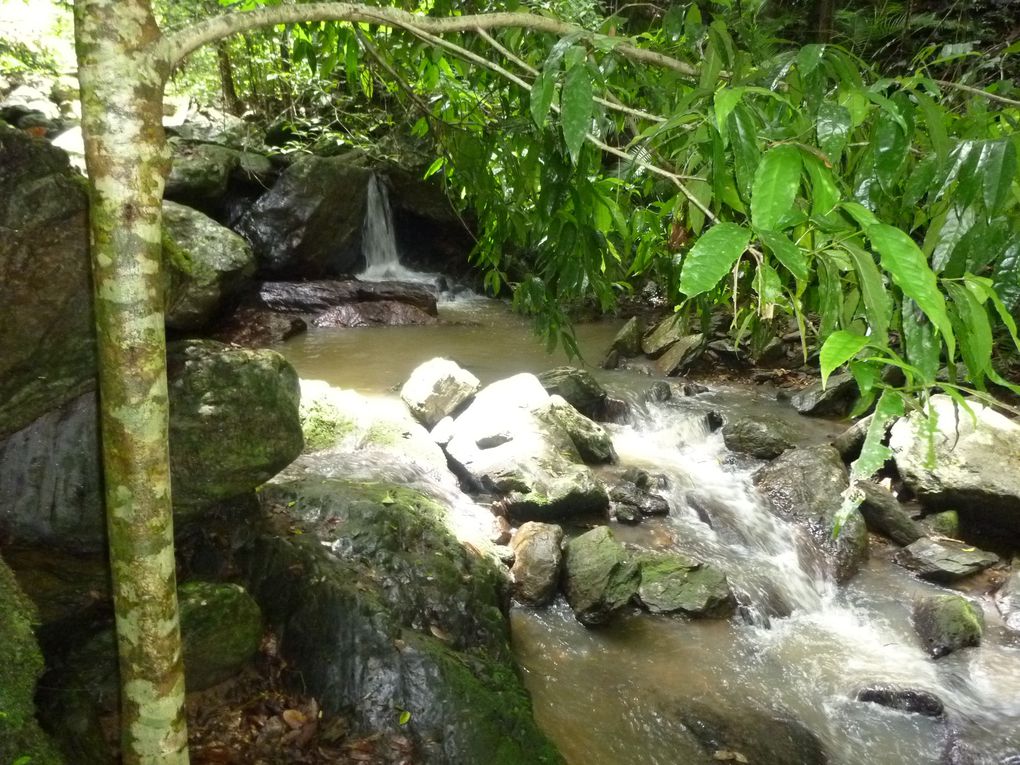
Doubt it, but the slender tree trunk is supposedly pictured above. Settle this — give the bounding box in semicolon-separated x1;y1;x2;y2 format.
216;40;243;115
73;1;188;763
811;0;836;43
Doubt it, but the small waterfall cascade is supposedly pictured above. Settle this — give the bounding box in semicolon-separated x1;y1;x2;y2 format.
359;173;412;281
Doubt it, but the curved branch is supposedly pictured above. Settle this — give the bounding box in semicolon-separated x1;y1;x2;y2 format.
158;3;697;78
935;79;1020;108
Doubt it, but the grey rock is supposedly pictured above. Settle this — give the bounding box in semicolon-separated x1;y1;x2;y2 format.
165;142;241;204
642;314;688;357
790;373;858;416
1;84;59;121
854;685;945;717
636;553;734;616
894;538;997;582
313;301;438;327
922;510;960;539
831;414;878;463
858;481;924;546
562;526;640;626
536;366;608;420
510;522;564;606
722;415;796;460
257;279;438;316
656;333;705;376
538;396;617;464
401;358;481;430
913;593;983;658
605;316;643;360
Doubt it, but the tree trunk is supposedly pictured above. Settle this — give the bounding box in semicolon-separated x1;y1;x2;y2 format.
73;1;188;763
216;40;243;115
811;0;836;43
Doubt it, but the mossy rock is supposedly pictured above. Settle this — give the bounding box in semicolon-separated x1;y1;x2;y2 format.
178;581;262;689
0;554;64;764
636;553;735;617
912;593;983;658
562;526;640;626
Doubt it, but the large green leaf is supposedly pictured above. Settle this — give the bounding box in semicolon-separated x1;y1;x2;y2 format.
820;330;869;387
901;299;941;384
758;230;809;282
993;241;1020;312
714;87;746;137
728;104;760;202
816;101;851;162
679;223;752;297
980;139;1018;216
751;145;802;232
872;104;910;191
530;69;556;129
560;62;593;165
842;242;891;345
803;155;840;216
866;223;955;360
850;389;905;480
817;255;843;341
946;281;993;387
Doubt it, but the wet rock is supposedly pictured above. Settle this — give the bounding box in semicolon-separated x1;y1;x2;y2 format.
922;510;960;539
913;593;983;658
889;395;1020;542
722;415;796;460
995;564;1020;632
236;151;373;277
538;396;617;464
244;478;563;763
644;380;673;402
858;481;924;546
165;142;241;205
831;414;880;463
445;374;609;521
177;581;263;689
597;396;632;424
635;552;734;616
642;314;688;357
608;479;670;523
790;373;858;416
753;445;868;582
656;333;705;376
162;200;255;330
0;122;94;439
257;279;438;316
172;105;263;148
313;300;438;327
854;684;945;717
1;84;60;121
510;522;564;606
0;554;63;765
536;366;608;420
894;538;998;582
562;526;640;626
668;700;828;765
603;316;643;365
5;547;110;629
208;305;307;348
167;340;304;512
401;357;481;429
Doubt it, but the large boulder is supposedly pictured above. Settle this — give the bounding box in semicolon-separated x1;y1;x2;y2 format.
561;526;640;626
243;478;563;764
893;538;998;582
656;332;705;376
162;200;256;330
641;314;688;357
0;122;94;439
0;554;63;765
912;593;983;658
537;396;617;464
164;142;241;206
635;552;734;617
401;358;481;430
536;366;608;419
444;374;609;521
752;445;868;582
256;279;438;317
889;395;1020;540
237;151;373;277
510;522;564;606
722;415;796;460
790;373;858;416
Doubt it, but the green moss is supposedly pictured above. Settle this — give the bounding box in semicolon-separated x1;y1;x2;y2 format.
179;581;262;690
300;398;357;451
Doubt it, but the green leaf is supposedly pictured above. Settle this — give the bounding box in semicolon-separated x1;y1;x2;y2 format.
560;63;592;165
530;69;556;129
817;255;843;341
751;145;802;232
914;90;950;166
679;223;752;297
993;241;1020;312
728;104;760;202
816;101;851;162
866;223;955;360
872;103;910;190
820;330;870;387
423;157;445;179
803;155;841;216
842;242;891;345
850;389;905;480
758;230;809;282
398;709;411;725
965;273;1020;350
714;87;746;136
946;281;993;386
901;299;941;384
841;201;879;228
798;44;826;76
980;139;1018;216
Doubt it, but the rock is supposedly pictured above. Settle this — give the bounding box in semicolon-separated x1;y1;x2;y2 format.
257;279;438;316
445;374;609;521
536;366;608;419
562;526;640;626
642;314;688;357
635;553;734;616
995;565;1020;632
162;200;255;330
244;478;563;763
608;480;670;523
208;305;307;348
655;333;705;376
790;372;858;416
753;446;869;582
177;581;263;689
237;151;373;276
603;317;643;367
644;381;673;402
0;122;94;439
894;538;998;582
0;554;63;765
889;395;1020;540
922;510;960;539
854;684;945;717
167;340;304;512
912;594;983;658
722;415;796;460
401;358;481;429
172;105;262;148
858;481;924;546
165;142;241;205
4;545;110;630
313;300;438;327
831;414;878;462
510;522;564;606
538;396;617;464
1;84;60;121
50;126;85;171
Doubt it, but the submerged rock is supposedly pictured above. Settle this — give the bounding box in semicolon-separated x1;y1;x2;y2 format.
912;593;983;658
635;553;734;617
854;684;945;717
894;538;998;582
753;445;868;582
244;478;563;763
562;526;640;626
790;373;858;416
313;300;438;327
889;395;1020;542
510;522;564;606
536;366;608;420
608;479;670;525
722;415;796;460
0;554;63;765
401;358;481;429
858;481;924;546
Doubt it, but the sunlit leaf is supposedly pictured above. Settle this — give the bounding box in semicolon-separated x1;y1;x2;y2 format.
751;145;802;232
560;62;592;165
679;223;751;297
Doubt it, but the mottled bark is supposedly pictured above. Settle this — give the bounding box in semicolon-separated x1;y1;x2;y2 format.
216;41;242;116
73;1;187;763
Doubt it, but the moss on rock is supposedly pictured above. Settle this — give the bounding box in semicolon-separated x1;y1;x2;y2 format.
913;593;984;658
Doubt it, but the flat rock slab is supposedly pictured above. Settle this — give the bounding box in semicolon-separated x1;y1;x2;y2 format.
894;537;998;582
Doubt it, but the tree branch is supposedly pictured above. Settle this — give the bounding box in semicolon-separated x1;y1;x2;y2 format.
158;3;698;78
935;79;1020;108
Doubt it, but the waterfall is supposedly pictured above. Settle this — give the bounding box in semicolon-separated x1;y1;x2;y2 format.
359;173;409;281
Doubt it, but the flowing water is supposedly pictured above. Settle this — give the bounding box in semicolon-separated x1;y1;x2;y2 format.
283;202;1020;763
